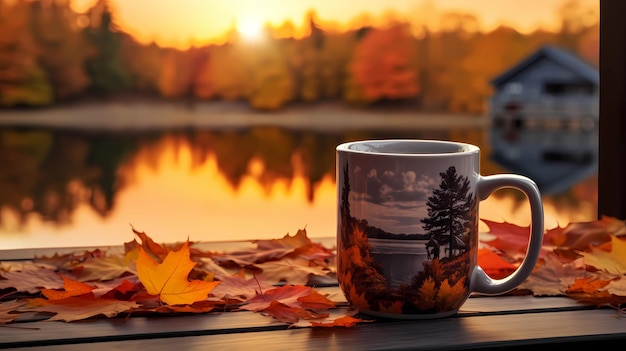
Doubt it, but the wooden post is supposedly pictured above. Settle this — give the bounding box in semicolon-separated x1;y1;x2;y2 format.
598;0;626;219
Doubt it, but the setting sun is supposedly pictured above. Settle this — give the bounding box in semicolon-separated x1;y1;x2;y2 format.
236;18;266;41
69;0;598;49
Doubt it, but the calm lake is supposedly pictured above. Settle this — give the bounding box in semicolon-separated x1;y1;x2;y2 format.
0;102;598;250
369;238;429;289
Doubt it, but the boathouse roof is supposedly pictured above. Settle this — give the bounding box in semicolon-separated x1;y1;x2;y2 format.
490;45;599;88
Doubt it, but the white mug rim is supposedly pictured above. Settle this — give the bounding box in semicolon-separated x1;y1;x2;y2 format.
336;139;479;157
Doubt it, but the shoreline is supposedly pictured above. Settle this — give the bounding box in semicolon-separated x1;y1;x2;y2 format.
0;101;489;132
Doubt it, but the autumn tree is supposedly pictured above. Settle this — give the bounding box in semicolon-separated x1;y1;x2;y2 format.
82;0;131;95
417;13;479;112
193;52;214;100
122;39;164;95
209;43;250;101
286;11;324;102
0;0;52;106
346;23;419;105
557;0;596;52
29;0;91;101
245;33;295;110
158;47;205;100
451;26;521;114
421;166;473;258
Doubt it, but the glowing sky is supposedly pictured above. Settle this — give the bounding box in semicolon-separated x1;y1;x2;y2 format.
70;0;598;49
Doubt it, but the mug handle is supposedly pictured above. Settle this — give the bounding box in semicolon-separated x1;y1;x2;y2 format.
469;174;544;295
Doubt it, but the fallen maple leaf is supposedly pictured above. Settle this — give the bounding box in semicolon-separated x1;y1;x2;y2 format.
130;226;170;261
95;277;142;299
554;216;626;250
480;219;537;260
135;241;220;305
26;296;139;322
296;288;336;310
603;277;626;296
518;253;587;296
210;274;274;301
253;229;311;251
41;275;95;300
577;235;626;275
262;300;328;324
255;258;331;285
476;248;518;280
241;284;327;312
70;253;135;282
310;314;369;328
0;300;26;324
0;264;63;294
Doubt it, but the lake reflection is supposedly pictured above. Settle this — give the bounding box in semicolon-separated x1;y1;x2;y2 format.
0;126;597;250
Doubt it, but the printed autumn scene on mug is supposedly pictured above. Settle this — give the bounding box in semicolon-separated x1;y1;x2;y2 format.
338;156;478;316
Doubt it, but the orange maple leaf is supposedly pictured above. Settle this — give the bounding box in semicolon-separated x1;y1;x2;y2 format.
130;226;170;260
297;288;336;310
477;248;518;279
567;276;612;294
135;241;220;305
480;219;535;259
41;275;95;300
310;315;368;328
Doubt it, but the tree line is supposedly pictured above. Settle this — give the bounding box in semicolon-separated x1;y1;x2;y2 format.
0;0;598;112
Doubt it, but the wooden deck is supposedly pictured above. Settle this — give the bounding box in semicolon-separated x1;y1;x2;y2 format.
2;239;626;351
3;289;625;350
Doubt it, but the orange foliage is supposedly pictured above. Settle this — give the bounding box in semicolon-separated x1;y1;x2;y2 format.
349;23;419;103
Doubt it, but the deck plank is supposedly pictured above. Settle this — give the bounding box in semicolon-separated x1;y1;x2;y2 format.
5;309;625;351
0;295;598;349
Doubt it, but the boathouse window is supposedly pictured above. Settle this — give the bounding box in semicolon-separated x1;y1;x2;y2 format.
544;82;595;96
504;82;523;95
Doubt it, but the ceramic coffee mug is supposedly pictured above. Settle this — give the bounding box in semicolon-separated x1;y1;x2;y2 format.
336;139;544;319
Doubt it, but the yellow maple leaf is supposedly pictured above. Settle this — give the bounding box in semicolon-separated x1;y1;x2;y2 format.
136;241;220;305
578;235;626;275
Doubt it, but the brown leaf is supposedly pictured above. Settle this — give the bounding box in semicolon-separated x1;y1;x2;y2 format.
27;296;139;322
558;216;626;251
255;258;330;285
0;300;26;324
519;253;587;296
0;265;63;294
210;274;273;301
70;253;135;282
263;300;329;324
241;284;314;312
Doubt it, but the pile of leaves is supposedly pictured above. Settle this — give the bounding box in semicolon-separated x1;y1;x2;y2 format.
479;216;626;311
0;228;364;327
1;216;626;327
